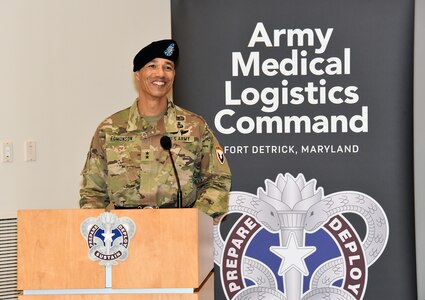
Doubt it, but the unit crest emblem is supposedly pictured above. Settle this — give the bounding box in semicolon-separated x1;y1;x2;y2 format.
215;173;389;300
80;212;136;266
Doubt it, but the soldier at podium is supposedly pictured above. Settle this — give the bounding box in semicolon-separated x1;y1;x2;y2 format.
79;39;231;221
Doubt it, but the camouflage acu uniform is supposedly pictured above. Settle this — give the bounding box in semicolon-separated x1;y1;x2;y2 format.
80;99;231;217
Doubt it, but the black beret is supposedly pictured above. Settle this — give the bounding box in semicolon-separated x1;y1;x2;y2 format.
133;39;179;72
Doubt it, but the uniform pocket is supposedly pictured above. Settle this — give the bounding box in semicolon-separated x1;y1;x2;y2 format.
104;134;141;198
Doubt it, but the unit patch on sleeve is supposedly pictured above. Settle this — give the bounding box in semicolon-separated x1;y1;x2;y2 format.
215;146;225;164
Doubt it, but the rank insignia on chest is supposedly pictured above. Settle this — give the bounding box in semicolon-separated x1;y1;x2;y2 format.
141;149;154;162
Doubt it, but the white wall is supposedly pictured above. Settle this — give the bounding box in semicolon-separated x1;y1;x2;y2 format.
0;0;423;298
0;0;171;216
415;0;425;298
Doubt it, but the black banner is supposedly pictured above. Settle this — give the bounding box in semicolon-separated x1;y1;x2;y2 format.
171;0;416;299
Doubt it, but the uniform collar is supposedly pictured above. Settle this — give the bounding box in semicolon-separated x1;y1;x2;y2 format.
127;99;179;133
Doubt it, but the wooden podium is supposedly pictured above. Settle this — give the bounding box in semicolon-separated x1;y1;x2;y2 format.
17;208;214;300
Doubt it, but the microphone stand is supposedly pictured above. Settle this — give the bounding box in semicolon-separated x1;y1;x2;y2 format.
167;148;183;208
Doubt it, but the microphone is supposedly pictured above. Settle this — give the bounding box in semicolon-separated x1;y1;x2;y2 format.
160;136;183;208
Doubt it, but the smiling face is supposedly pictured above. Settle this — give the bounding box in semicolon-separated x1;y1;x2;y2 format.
134;57;175;103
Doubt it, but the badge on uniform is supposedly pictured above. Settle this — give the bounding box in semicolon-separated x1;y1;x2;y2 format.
215;146;225;165
141;149;154;162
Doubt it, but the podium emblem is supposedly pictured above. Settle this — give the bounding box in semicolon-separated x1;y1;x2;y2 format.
81;212;136;266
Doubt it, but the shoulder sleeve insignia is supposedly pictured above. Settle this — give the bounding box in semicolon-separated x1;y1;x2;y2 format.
215;146;225;164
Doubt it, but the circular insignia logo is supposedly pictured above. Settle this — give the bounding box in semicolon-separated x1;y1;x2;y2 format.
80;212;136;266
215;173;389;300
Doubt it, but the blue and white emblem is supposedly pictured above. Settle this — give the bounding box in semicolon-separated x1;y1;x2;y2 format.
215;173;389;300
80;212;136;266
164;43;176;57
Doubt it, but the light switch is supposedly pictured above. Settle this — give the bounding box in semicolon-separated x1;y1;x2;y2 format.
24;140;37;161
